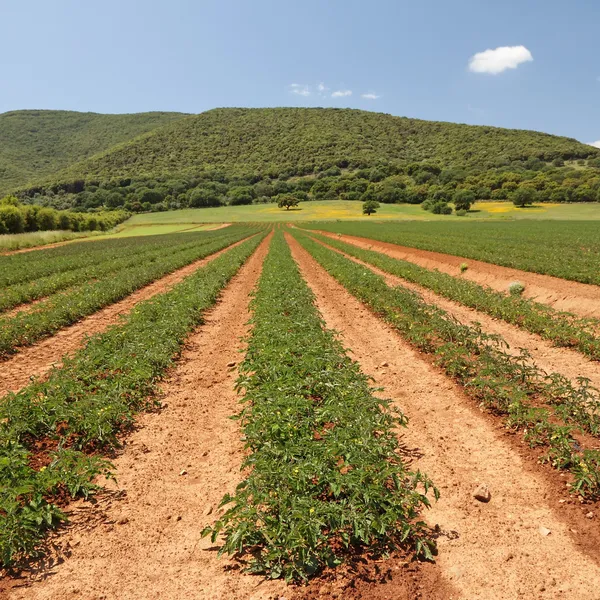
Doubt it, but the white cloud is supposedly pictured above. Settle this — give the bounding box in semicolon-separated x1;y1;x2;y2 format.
361;92;380;99
289;83;310;96
317;82;328;93
332;89;352;98
588;141;600;148
468;45;533;75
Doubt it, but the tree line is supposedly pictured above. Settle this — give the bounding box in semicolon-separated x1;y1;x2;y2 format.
0;196;128;235
12;154;600;217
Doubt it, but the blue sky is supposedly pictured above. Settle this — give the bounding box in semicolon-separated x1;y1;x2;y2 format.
1;0;598;144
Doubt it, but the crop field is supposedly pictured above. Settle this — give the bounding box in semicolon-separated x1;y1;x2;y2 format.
303;219;600;285
2;219;600;600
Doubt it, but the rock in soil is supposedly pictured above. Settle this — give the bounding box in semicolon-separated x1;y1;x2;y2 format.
473;484;491;503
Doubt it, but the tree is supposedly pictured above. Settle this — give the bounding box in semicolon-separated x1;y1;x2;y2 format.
453;189;475;212
277;194;299;210
189;188;221;208
254;181;274;198
512;187;536;207
0;194;20;207
228;186;255;206
372;177;407;203
362;200;380;216
106;192;125;208
431;201;452;215
137;188;164;205
0;206;25;233
57;213;72;230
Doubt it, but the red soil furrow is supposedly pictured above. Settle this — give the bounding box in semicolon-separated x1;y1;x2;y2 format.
0;237;252;397
6;233;286;600
286;232;600;600
310;235;600;391
315;231;600;319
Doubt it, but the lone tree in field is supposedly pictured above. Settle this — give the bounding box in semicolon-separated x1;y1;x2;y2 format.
453;189;475;212
512;187;536;208
277;194;299;210
362;200;380;216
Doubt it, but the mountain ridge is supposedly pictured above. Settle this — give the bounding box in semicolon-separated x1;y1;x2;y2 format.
38;107;598;188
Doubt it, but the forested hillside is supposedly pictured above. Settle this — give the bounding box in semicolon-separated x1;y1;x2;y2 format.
7;107;600;216
0;110;186;193
47;108;598;183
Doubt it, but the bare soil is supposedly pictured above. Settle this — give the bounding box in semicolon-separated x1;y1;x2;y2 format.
286;232;600;600
316;231;600;319
0;237;250;397
4;234;288;600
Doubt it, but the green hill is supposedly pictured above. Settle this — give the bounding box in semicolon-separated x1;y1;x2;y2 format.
45;107;598;185
0;109;187;193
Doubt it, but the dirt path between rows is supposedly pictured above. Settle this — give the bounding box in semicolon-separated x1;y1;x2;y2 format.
286;232;600;600
0;236;252;397
310;235;600;392
5;233;287;600
315;231;600;320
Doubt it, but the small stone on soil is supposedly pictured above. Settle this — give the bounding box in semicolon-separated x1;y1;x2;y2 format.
586;511;594;519
539;526;552;536
227;361;236;368
473;483;491;503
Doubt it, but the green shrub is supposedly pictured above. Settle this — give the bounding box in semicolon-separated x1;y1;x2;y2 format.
508;281;526;296
0;206;25;233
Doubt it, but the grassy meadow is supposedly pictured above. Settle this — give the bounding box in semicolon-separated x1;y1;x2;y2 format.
125;200;600;225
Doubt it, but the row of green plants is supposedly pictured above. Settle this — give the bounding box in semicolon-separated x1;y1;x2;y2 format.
0;229;235;313
0;232;265;568
0;226;257;358
0;195;128;234
0;228;221;288
290;230;600;499
303;220;600;286
304;231;600;361
204;232;438;582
